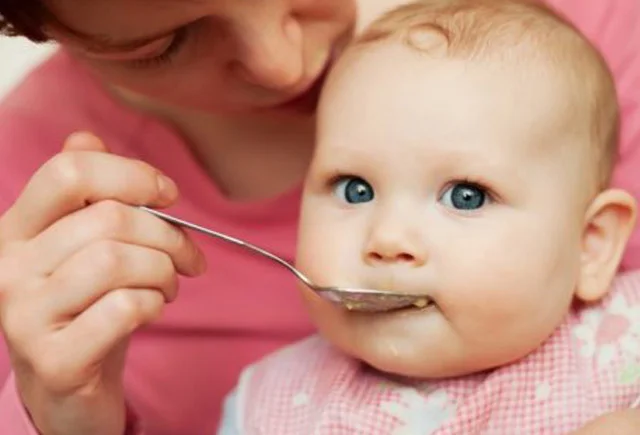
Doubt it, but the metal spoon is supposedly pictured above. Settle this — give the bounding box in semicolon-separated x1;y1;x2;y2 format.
139;206;431;313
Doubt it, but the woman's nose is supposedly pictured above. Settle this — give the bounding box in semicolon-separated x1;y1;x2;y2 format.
230;17;304;91
364;215;427;268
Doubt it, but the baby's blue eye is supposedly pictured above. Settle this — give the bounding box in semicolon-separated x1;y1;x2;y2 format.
441;183;486;210
334;177;374;204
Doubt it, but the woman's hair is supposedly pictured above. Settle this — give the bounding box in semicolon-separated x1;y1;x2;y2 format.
0;0;53;42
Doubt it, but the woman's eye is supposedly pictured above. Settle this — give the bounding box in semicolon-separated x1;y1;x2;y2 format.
440;182;487;211
334;177;374;204
128;27;189;69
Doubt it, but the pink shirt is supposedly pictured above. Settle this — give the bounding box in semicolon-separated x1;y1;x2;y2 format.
235;271;640;435
0;0;638;433
0;52;314;434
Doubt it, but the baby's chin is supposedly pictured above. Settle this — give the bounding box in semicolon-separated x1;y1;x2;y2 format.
303;288;550;379
308;300;469;378
307;301;537;379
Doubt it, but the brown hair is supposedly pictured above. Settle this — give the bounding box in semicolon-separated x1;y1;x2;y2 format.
355;0;619;188
0;0;54;41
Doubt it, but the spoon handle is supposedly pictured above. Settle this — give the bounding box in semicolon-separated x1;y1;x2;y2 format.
138;206;300;277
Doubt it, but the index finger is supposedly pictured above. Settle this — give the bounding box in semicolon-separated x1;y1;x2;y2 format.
0;151;178;242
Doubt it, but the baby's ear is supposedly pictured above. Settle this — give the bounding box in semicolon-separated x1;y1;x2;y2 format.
576;189;637;302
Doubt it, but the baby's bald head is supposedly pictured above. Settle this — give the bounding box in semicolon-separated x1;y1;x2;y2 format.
350;0;618;192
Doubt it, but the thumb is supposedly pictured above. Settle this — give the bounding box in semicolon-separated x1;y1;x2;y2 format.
63;131;110;153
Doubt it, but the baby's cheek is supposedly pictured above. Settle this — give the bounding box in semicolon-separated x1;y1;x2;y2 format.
301;290;359;356
446;270;571;366
296;235;339;286
439;249;551;339
297;213;332;265
298;222;363;284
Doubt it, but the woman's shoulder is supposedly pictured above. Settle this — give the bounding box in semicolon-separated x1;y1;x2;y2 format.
548;0;640;270
0;49;146;141
545;0;639;99
2;49;113;123
0;49;155;208
547;0;639;36
575;271;640;322
0;52;81;206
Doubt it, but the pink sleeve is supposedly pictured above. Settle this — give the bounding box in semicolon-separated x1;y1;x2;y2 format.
0;374;40;435
0;110;44;432
0;371;145;435
0;311;143;433
0;336;38;435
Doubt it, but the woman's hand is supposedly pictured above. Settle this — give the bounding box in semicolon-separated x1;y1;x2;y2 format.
572;409;640;434
0;132;206;435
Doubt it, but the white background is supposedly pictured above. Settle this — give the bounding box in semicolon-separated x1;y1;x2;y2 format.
0;37;55;99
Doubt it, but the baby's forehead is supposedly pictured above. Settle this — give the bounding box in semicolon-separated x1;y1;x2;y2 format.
321;41;575;150
316;42;593;182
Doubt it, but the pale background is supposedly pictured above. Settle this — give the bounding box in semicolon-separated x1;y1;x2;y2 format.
0;37;55;99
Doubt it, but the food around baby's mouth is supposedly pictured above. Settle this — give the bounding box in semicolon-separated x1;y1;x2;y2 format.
413;298;429;308
343;296;431;312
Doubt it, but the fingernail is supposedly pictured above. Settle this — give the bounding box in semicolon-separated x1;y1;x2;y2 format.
156;174;178;199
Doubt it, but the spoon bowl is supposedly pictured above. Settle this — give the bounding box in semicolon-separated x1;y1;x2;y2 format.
139;206;430;313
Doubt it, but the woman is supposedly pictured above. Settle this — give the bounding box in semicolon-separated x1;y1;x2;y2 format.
0;0;637;434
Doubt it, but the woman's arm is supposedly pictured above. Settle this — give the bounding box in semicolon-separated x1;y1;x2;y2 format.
573;409;640;434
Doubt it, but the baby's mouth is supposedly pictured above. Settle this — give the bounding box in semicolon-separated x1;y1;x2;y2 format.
346;298;437;318
340;288;436;314
343;297;431;311
393;296;436;313
411;297;433;309
362;277;435;312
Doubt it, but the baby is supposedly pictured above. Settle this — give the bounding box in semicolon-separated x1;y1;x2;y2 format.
219;0;640;433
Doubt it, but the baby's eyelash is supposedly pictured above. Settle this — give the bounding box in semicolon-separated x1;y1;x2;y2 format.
454;177;499;202
128;27;189;69
325;172;365;189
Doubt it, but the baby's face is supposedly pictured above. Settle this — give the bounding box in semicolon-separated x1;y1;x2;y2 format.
297;40;596;378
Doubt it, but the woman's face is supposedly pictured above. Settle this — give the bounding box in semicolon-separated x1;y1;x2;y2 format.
48;0;355;113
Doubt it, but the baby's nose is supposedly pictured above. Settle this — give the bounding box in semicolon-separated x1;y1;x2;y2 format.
364;231;426;268
367;250;418;265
